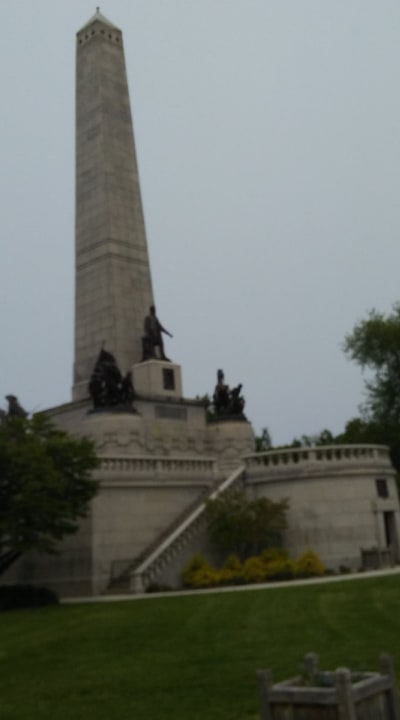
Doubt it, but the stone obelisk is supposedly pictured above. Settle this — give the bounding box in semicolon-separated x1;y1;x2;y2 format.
73;10;153;401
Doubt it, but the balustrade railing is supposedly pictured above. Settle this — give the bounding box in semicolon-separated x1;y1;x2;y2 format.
243;444;390;471
98;455;217;478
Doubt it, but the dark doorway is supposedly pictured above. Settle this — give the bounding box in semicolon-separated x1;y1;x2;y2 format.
383;511;398;560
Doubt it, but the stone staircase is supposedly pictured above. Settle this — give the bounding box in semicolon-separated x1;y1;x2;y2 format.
105;488;211;595
130;463;245;593
105;463;245;595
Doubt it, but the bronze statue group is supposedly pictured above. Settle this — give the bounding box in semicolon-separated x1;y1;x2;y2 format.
88;306;245;419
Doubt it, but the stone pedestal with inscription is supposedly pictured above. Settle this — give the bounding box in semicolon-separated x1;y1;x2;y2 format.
133;360;183;400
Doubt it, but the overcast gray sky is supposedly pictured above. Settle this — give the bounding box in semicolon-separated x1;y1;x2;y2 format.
1;0;400;445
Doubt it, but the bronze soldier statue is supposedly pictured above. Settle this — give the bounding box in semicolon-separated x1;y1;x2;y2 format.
212;370;246;419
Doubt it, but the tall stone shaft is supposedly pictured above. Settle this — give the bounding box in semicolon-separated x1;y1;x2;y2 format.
73;11;153;400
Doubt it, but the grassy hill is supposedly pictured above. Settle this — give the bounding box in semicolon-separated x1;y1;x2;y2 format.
1;574;400;720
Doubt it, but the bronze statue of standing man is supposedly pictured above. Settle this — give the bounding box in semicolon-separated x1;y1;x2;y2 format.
142;305;173;361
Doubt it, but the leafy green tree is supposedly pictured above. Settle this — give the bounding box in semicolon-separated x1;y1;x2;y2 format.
336;417;383;444
255;428;337;453
205;489;288;560
255;427;272;452
343;304;400;469
335;417;400;471
0;414;99;576
344;305;400;426
257;302;400;467
289;429;335;448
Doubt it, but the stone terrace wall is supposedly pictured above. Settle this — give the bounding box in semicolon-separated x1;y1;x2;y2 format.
244;445;400;570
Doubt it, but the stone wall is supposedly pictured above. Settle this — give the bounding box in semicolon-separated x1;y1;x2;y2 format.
91;476;213;594
244;445;400;570
4;414;395;597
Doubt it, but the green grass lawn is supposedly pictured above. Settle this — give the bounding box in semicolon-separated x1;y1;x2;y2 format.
1;575;400;720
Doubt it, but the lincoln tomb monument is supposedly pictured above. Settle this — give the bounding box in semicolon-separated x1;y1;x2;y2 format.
3;11;400;596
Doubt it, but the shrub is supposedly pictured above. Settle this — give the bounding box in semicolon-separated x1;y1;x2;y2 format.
189;567;220;589
295;550;325;578
261;547;289;566
223;554;243;572
182;547;327;590
205;490;288;558
217;555;243;585
217;555;243;586
264;558;295;581
0;585;59;612
182;553;220;588
242;556;267;584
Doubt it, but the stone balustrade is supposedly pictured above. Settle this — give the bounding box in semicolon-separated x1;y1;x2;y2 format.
97;455;217;479
243;444;391;472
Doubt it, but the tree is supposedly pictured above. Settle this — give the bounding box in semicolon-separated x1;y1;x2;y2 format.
254;429;337;454
253;304;400;468
289;429;335;448
255;427;272;452
0;414;99;576
343;304;400;469
205;489;288;560
344;305;400;426
197;394;216;422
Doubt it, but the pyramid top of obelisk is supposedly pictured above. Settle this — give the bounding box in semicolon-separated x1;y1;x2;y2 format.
78;7;121;33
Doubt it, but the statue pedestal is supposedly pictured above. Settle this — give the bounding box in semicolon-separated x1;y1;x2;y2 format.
133;360;183;399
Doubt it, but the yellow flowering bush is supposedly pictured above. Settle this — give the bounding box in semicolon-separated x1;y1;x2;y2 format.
182;553;210;587
189;567;220;589
182;548;326;588
261;547;289;566
295;550;326;578
242;556;267;584
264;558;295;581
217;554;243;585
